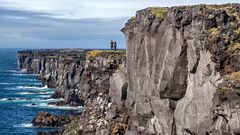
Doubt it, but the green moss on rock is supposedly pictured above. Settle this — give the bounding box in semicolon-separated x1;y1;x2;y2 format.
228;42;240;53
217;87;232;94
128;16;136;24
206;4;231;10
87;50;126;59
235;28;240;35
147;7;167;19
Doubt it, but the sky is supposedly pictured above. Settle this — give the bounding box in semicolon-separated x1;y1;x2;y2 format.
0;0;239;49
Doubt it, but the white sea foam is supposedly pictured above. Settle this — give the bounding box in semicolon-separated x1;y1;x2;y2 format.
6;70;22;73
16;90;53;95
16;92;35;95
34;98;64;102
16;85;48;90
0;98;8;101
24;102;83;110
15;123;33;128
0;82;42;85
37;95;50;98
12;73;39;76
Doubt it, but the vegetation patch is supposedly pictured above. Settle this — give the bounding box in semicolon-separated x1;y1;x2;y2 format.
235;28;240;35
217;87;232;94
228;42;240;53
177;5;191;11
128;16;136;24
206;4;230;10
208;27;220;40
229;71;240;80
88;50;126;58
147;7;167;19
46;56;59;59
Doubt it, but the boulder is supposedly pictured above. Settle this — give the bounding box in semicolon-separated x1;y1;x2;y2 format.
32;112;71;127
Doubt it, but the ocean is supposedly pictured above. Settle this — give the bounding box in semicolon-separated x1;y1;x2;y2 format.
0;49;80;134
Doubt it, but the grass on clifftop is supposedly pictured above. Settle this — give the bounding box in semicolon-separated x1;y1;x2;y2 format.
206;4;231;10
127;7;167;25
128;16;136;24
148;7;167;19
87;50;126;58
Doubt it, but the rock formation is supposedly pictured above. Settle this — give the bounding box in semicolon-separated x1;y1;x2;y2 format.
121;3;240;135
17;49;126;106
32;112;78;127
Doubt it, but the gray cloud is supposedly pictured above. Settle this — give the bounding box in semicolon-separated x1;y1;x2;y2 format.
0;8;126;49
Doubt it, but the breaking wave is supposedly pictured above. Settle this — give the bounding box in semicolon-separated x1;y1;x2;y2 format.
24;102;83;110
16;85;48;90
14;123;33;128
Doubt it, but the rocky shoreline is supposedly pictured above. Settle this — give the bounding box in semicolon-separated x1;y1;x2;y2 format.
17;3;240;135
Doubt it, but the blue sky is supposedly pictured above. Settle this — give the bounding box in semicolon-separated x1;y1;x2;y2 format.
0;0;239;49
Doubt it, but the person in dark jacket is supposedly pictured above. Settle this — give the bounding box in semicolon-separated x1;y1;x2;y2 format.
110;40;114;50
114;41;117;50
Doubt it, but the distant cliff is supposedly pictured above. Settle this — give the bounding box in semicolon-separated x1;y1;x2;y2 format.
17;49;126;106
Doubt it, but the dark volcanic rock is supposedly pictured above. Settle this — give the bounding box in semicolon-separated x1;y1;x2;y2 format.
37;130;63;135
32;112;72;127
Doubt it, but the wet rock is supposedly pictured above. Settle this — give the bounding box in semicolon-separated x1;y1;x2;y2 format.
37;130;63;135
32;112;72;127
65;89;85;106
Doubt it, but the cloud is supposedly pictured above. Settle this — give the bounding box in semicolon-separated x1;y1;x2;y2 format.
0;0;166;19
1;15;28;20
0;7;126;49
0;0;239;20
1;33;23;39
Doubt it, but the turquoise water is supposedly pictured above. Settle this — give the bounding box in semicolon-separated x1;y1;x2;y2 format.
0;49;80;134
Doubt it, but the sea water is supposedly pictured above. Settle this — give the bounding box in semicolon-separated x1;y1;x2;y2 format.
0;49;81;135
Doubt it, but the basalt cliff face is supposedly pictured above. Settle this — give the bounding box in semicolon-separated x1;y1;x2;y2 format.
17;3;240;135
121;3;240;135
17;49;126;106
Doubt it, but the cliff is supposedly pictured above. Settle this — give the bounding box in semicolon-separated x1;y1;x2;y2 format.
17;49;126;106
121;3;240;135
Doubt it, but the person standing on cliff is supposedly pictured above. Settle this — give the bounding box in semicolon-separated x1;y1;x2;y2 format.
114;41;117;50
110;40;114;50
